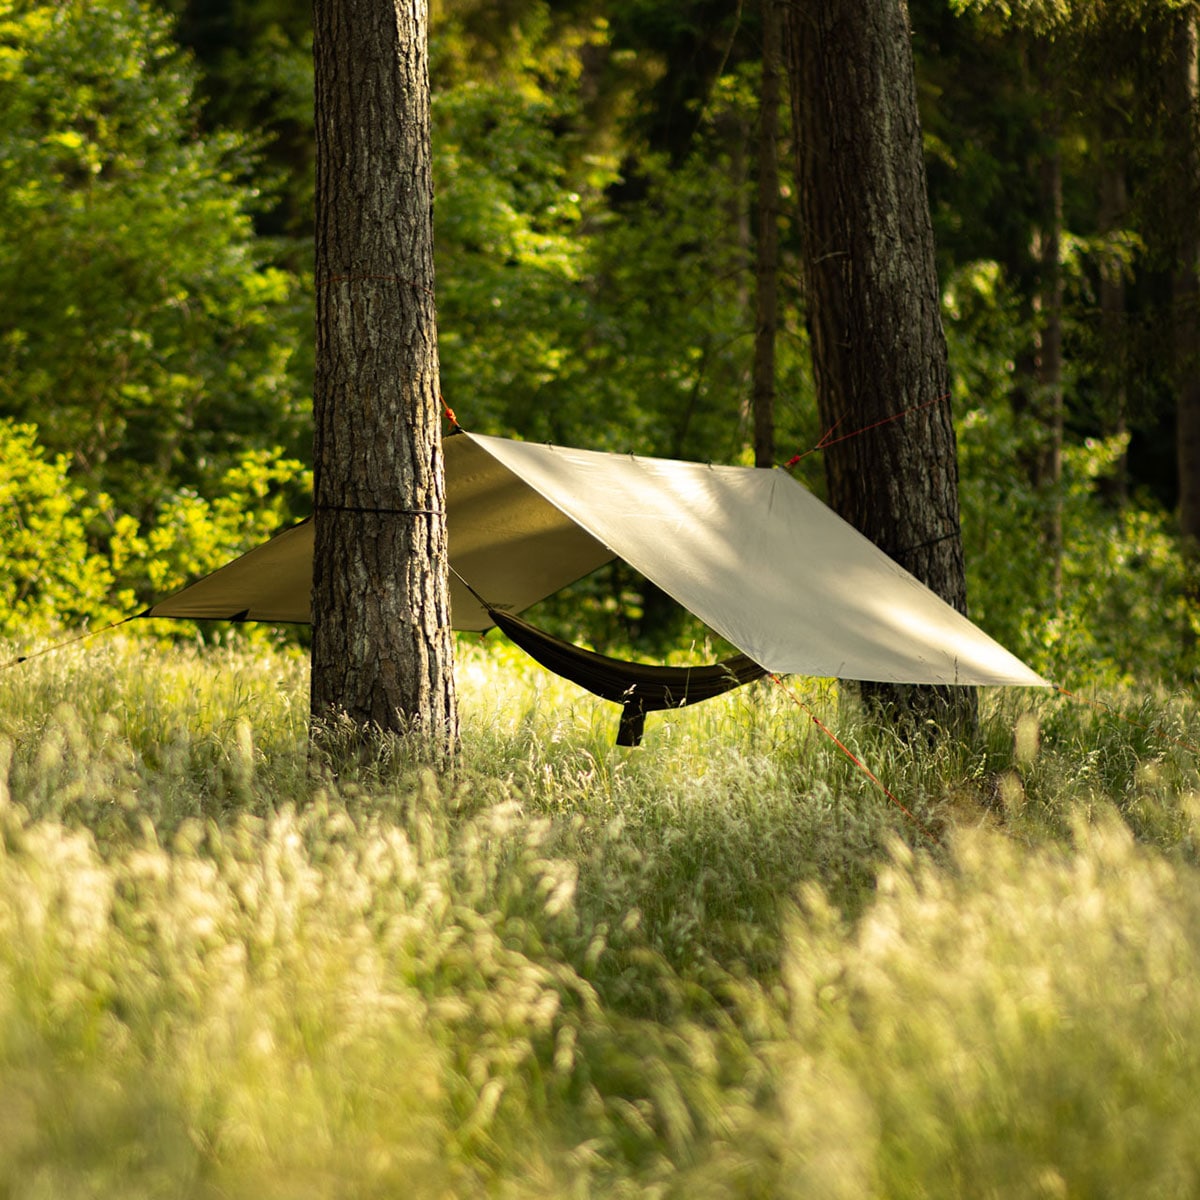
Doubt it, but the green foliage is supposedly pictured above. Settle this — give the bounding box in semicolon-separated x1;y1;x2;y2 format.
570;64;813;465
430;10;812;467
957;403;1177;683
948;0;1191;34
0;0;309;515
1051;442;1187;682
945;259;1189;685
105;448;311;610
1;0;1193;695
432;69;599;440
161;0;316;240
0;417;307;637
2;638;1200;1193
0;419;113;637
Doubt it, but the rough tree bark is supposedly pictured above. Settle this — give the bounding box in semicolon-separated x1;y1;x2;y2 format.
782;0;976;729
310;0;458;759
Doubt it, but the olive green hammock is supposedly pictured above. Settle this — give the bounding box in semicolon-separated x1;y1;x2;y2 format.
484;605;768;747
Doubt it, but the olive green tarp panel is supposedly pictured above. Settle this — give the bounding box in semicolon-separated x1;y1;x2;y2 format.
141;517;317;624
469;434;1051;689
486;606;768;746
143;433;616;630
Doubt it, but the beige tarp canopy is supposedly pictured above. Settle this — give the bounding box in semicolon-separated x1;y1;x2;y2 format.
145;431;1050;689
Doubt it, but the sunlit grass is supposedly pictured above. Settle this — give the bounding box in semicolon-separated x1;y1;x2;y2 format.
2;632;1200;1195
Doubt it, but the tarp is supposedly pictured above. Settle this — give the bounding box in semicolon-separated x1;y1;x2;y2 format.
145;431;1050;689
142;432;614;630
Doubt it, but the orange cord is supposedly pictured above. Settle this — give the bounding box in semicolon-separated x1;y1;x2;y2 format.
768;674;938;842
784;393;949;469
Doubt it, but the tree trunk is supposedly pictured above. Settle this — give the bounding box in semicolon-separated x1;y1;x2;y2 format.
1034;134;1064;604
783;0;976;730
751;0;781;468
1098;150;1128;503
1174;7;1200;662
310;0;458;760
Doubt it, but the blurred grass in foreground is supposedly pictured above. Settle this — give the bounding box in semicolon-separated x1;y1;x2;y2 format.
1;632;1199;1197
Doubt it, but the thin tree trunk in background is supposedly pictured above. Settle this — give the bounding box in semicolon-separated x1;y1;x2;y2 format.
751;0;781;468
310;0;458;760
1098;150;1128;502
730;112;754;456
1034;134;1064;604
783;0;976;731
1174;7;1200;661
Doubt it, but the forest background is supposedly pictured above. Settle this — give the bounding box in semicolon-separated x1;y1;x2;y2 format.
1;0;1197;687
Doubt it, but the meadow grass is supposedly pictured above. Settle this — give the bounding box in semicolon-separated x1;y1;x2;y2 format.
1;631;1199;1196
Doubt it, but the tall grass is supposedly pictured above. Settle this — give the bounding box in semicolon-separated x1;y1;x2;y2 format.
1;632;1199;1196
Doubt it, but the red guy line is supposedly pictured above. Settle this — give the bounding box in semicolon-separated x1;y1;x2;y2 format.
785;393;949;469
769;674;937;842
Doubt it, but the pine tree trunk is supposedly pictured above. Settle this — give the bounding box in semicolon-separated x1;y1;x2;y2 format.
730;117;754;453
310;0;458;759
1098;151;1128;503
1035;136;1065;604
783;0;976;730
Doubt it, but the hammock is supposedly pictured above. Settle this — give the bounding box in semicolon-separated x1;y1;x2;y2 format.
486;607;768;746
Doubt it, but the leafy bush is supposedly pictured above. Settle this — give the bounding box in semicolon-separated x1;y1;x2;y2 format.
106;448;311;611
0;418;113;637
958;405;1186;685
0;0;310;515
0;417;307;638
